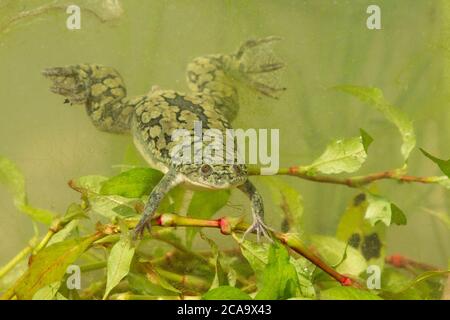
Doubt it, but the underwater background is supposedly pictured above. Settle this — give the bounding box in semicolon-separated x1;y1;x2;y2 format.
0;0;449;276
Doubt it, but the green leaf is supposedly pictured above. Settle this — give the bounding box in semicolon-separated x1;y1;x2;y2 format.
336;193;386;266
237;237;270;287
203;286;252;300
61;203;87;223
47;220;79;246
112;204;140;217
103;235;135;299
365;194;407;226
73;175;108;193
55;293;68;300
0;259;28;292
304;136;367;175
236;235;315;298
254;242;300;300
93;195;141;219
437;177;450;189
265;177;303;233
359;128;374;153
186;189;230;247
32;282;61;300
200;233;228;289
127;272;180;296
0;155;25;201
335;85;416;162
226;267;237;287
17;205;55;225
402;270;450;291
13;235;96;299
48;204;86;246
289;257;316;299
309;235;367;276
0;156;54;225
72;175;142;219
365;194;391;226
100;168;163;198
420;148;450;177
391;203;407;226
320;286;382;300
381;266;437;300
76;171;185;220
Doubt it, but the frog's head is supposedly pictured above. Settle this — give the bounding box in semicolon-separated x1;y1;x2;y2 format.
178;163;248;189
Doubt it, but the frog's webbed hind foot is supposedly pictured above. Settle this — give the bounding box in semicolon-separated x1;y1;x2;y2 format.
42;64;126;105
233;36;286;99
43;64;135;134
241;214;274;243
235;36;283;59
238;180;274;243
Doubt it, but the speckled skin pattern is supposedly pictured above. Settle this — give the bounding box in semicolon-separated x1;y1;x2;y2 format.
43;37;285;240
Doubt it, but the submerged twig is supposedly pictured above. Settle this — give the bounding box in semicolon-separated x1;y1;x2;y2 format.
249;166;443;188
122;213;355;287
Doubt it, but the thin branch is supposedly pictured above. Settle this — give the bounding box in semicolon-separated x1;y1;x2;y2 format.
124;213;355;287
0;243;34;279
0;216;68;281
249;166;442;188
151;231;209;265
79;261;107;273
386;254;442;272
154;266;210;292
111;292;200;300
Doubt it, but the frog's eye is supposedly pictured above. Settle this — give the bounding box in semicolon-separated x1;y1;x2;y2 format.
200;164;213;176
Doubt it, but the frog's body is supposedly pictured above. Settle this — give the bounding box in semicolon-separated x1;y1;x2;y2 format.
43;37;285;240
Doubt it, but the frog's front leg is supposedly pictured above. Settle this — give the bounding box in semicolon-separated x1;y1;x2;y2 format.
238;180;273;242
134;169;183;239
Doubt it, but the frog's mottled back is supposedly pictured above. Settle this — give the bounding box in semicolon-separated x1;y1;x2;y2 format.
43;37;285;240
133;89;230;166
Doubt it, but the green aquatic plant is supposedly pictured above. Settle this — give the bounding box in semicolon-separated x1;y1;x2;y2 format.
0;1;449;299
0;85;449;300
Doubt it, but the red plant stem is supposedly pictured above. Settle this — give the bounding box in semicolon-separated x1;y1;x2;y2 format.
249;167;437;188
151;213;354;287
275;233;353;286
386;254;440;271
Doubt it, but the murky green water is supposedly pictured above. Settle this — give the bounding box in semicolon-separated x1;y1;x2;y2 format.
0;0;449;290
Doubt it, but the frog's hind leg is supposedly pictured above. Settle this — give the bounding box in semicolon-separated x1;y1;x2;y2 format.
43;64;138;134
134;169;183;239
185;36;285;122
233;36;286;99
238;180;274;242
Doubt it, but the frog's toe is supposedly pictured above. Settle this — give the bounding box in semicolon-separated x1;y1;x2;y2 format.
241;218;274;243
249;62;285;74
133;220;151;240
132;226;143;240
236;36;282;57
233;37;286;99
249;80;286;99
